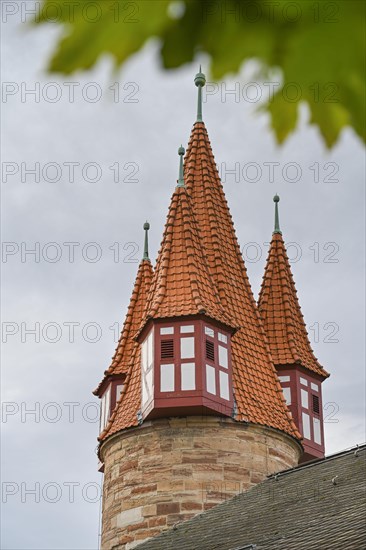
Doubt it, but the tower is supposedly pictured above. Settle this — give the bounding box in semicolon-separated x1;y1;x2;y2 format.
95;72;305;550
258;196;329;463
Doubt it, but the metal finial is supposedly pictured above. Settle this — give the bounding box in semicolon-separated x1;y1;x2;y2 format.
194;67;206;122
177;145;185;187
143;221;150;260
273;194;282;234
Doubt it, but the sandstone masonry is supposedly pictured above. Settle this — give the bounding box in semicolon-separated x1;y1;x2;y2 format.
99;417;301;549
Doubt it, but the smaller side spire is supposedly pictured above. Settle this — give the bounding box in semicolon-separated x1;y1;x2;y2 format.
142;221;150;261
177;145;185;187
194;66;206;122
273;194;282;234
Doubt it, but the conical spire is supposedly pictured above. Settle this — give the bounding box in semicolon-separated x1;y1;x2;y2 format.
258;199;329;378
194;66;206;122
182;119;301;439
140;183;235;328
94;224;153;398
273;194;281;234
97;256;153;439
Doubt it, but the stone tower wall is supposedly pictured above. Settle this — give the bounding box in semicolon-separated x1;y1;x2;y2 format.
100;417;301;549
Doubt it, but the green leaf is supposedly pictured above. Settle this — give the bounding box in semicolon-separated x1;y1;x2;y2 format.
34;0;366;147
267;93;298;145
37;1;172;74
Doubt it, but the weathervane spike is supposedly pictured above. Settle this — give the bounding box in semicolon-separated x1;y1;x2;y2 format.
273;194;282;234
143;221;150;260
177;145;185;187
194;67;206;122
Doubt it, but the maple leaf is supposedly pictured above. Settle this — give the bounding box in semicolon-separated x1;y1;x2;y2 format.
35;0;365;147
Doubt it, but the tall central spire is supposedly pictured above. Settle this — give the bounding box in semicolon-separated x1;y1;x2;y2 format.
194;66;206;122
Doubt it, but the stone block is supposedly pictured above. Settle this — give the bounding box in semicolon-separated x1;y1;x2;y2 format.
156;502;180;515
115;506;143;529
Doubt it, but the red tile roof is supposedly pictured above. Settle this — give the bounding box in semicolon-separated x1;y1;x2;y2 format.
94;259;153;397
142;185;236;328
258;232;329;378
183;122;301;439
98;259;153;439
98;122;301;443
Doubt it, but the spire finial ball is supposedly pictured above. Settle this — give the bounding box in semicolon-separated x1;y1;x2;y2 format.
194;69;206;88
178;145;185;156
273;194;280;203
143;221;150;231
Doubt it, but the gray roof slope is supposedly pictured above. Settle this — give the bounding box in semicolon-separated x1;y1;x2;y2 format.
138;445;366;550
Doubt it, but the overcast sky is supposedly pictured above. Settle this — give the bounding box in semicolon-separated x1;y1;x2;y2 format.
1;8;365;550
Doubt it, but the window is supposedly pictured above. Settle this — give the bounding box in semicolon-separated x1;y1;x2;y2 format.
205;326;214;337
282;386;291;405
116;384;124;401
313;417;322;444
150;320;233;415
300;377;308;386
181;362;195;390
147;331;153;366
142;331;154;407
160;364;174;392
142;368;153;405
279;375;290;383
206;364;216;395
219;371;229;400
301;389;309;409
218;345;228;368
160;327;174;335
100;386;111;431
181;337;195;359
312;394;320;414
161;339;174;359
302;412;311;439
180;325;194;333
311;382;319;392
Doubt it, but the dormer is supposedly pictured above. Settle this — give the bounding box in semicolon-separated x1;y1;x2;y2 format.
99;375;126;432
140;317;234;420
277;368;325;462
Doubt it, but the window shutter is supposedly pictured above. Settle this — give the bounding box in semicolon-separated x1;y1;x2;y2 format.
312;394;320;414
205;340;215;361
161;339;174;359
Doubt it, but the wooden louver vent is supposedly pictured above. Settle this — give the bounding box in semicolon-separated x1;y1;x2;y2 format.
161;339;174;359
312;394;320;414
206;340;215;362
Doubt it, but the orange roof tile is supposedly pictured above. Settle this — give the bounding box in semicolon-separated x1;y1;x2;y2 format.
94;258;153;397
99;343;142;440
142;184;236;328
258;232;329;378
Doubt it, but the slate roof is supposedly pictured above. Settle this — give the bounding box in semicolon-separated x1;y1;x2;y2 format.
137;444;366;550
258;232;329;378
